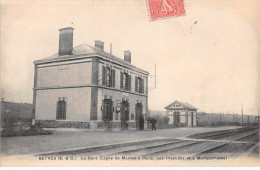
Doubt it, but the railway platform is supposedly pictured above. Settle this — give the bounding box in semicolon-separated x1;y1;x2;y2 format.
1;126;241;156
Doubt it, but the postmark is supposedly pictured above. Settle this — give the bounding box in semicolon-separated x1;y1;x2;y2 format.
147;0;185;21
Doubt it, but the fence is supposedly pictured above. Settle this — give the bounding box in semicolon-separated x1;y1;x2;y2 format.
197;112;259;126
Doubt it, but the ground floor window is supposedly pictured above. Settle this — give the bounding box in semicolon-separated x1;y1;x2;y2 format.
56;98;67;120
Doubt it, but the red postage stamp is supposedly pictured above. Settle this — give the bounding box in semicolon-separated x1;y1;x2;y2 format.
147;0;185;21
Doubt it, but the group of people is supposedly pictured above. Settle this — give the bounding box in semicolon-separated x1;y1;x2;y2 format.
138;116;157;131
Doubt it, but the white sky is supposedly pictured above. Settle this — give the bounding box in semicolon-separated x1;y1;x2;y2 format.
1;0;260;115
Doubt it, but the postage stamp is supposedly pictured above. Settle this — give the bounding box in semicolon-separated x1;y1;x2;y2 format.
147;0;185;21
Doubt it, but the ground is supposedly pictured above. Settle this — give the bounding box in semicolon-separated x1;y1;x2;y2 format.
1;126;239;156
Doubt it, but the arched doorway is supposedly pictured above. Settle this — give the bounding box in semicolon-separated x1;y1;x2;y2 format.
135;103;143;130
121;100;129;130
102;98;113;128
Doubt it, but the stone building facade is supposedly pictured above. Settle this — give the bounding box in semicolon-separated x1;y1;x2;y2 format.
33;27;149;131
165;100;197;127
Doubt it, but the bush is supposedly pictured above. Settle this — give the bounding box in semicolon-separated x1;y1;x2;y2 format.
147;115;172;129
1;126;53;137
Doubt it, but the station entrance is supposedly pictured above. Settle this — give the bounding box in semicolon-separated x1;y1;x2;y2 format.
135;103;143;130
121;101;129;130
102;99;113;127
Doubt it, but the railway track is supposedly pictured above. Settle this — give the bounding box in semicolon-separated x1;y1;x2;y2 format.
38;126;259;158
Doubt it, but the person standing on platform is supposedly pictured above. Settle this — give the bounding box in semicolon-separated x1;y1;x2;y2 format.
140;115;144;130
151;118;157;131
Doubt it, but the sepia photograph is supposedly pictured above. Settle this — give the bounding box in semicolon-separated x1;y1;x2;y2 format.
0;0;260;167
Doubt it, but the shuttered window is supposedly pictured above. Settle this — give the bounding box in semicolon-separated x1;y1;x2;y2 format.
102;66;115;87
120;72;131;91
135;77;145;93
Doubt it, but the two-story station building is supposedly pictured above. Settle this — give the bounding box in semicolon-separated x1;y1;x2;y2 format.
33;27;149;131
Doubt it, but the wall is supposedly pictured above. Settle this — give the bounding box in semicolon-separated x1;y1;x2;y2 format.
37;59;92;88
35;87;91;121
188;110;197;127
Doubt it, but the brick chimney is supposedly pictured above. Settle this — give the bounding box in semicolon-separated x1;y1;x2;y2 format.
94;40;104;51
124;50;131;63
58;27;74;55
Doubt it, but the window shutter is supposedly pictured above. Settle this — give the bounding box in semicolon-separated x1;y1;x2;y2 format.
135;104;137;121
56;101;59;119
61;101;64;119
63;101;67;119
141;78;144;93
102;66;106;86
125;74;128;90
112;69;115;87
109;101;113;121
128;75;131;91
120;72;123;89
135;77;138;92
102;100;105;120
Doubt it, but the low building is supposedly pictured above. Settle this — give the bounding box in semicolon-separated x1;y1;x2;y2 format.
33;27;149;131
164;100;198;127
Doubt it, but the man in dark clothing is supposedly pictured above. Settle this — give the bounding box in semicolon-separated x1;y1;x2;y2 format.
151;118;157;131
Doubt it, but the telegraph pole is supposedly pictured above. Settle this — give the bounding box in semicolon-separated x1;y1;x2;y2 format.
148;64;157;92
241;103;243;126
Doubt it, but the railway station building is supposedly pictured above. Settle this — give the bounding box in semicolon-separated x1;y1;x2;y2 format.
33;27;149;131
165;100;198;127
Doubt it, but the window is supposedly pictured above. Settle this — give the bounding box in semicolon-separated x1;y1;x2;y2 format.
102;66;115;87
135;77;144;93
56;98;67;120
120;72;131;91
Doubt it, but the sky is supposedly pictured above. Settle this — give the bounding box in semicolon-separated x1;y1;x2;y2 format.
1;0;260;115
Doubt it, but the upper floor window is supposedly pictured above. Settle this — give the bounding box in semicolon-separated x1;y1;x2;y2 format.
135;77;144;93
102;66;115;87
120;72;131;91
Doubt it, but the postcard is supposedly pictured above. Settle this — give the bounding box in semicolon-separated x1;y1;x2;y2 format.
1;0;259;167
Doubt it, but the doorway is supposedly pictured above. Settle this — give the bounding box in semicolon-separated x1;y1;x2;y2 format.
174;111;180;127
135;103;143;130
102;99;113;128
121;101;129;130
191;112;194;127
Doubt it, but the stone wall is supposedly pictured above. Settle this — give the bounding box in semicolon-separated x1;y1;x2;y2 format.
35;120;90;129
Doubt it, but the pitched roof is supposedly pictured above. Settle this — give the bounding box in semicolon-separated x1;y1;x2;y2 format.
164;100;198;110
34;44;149;74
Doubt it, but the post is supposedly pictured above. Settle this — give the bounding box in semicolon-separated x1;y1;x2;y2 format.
110;43;112;55
241;103;243;126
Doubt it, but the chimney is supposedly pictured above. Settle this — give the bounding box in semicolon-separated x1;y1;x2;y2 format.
58;27;74;55
95;40;104;51
124;50;131;63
